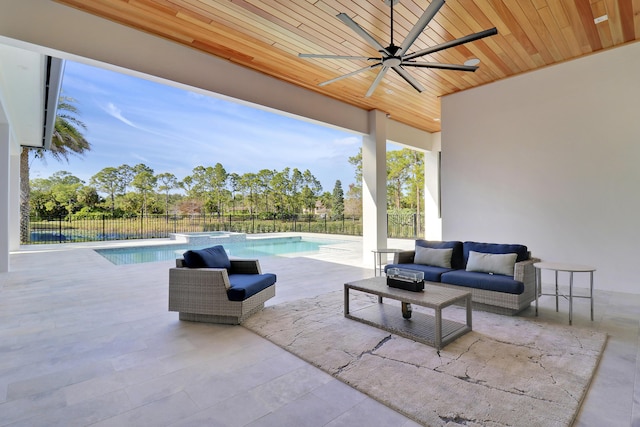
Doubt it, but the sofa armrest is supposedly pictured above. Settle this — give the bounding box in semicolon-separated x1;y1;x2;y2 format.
393;251;415;264
514;257;540;298
168;267;231;312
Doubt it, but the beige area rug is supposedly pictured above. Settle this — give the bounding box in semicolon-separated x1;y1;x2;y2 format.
243;291;607;427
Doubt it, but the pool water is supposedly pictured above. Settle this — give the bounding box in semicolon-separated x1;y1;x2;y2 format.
95;237;347;265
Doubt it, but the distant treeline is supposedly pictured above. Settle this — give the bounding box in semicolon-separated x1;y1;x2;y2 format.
30;148;424;221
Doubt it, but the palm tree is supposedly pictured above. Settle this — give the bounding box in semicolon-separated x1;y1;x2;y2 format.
20;96;91;243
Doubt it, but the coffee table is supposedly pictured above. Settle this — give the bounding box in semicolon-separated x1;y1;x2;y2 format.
344;277;472;350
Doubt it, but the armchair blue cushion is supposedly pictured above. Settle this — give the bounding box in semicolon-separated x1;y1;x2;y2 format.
227;273;277;301
182;245;231;269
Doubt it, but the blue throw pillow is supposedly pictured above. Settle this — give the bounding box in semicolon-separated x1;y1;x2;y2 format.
182;245;231;269
463;242;528;264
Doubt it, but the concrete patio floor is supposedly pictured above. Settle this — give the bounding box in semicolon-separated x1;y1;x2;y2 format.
0;235;638;426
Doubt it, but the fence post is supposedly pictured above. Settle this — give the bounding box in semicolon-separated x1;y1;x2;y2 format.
324;215;327;233
386;213;389;238
413;213;417;237
58;216;63;243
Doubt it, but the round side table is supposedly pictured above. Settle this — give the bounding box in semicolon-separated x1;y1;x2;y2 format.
534;262;595;325
371;248;404;276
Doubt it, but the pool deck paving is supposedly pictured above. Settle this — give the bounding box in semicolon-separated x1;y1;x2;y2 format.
1;234;639;426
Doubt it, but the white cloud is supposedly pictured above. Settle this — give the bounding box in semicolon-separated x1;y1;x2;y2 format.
103;102;137;128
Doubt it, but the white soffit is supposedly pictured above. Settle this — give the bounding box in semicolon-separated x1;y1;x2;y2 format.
0;42;45;148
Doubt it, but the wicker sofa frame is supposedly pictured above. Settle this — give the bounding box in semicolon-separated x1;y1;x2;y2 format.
393;251;540;315
169;258;275;324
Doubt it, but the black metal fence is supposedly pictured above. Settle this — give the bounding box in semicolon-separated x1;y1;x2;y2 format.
26;212;424;244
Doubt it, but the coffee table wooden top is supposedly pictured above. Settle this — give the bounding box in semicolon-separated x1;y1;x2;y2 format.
345;276;470;308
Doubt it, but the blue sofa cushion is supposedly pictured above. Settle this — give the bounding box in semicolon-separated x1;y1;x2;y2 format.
463;242;529;265
440;270;524;294
415;240;464;269
227;273;277;301
183;245;231;269
384;263;454;282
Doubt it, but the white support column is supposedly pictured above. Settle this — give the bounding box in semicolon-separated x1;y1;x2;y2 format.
424;150;442;240
0;123;10;272
9;148;20;251
362;110;387;265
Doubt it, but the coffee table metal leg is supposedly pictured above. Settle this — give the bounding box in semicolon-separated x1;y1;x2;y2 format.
344;284;349;316
555;270;559;312
569;272;573;325
535;267;539;316
590;271;594;321
466;294;472;329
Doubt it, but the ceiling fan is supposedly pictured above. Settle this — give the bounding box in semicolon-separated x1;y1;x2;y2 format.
299;0;498;97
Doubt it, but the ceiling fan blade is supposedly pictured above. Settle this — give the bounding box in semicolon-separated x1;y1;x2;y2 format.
401;61;478;71
398;0;446;56
299;53;375;60
365;66;389;97
318;63;382;87
404;28;498;61
391;66;425;93
337;13;390;56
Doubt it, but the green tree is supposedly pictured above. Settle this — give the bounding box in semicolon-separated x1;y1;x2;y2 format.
347;148;362;211
256;169;275;213
90;166;124;213
270;168;291;215
20;96;91;242
332;180;344;219
179;175;195;197
228;172;241;214
387;149;411;209
131;164;157;216
211;163;228;216
157;172;178;215
239;172;260;215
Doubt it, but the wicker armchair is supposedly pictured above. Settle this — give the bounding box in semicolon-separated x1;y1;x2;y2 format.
169;258;276;324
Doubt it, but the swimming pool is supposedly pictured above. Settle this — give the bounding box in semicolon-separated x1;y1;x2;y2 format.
95;236;349;265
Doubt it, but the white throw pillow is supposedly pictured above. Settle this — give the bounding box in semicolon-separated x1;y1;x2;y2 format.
466;251;517;276
414;246;453;268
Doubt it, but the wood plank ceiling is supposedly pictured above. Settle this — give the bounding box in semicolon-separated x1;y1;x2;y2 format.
54;0;640;133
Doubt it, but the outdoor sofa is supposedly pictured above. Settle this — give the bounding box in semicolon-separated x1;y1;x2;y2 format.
169;245;276;324
385;240;539;315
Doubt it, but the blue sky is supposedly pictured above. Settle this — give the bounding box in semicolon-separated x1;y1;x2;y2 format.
30;60;364;193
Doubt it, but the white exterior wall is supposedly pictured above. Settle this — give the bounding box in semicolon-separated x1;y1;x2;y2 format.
441;41;640;294
0;123;9;272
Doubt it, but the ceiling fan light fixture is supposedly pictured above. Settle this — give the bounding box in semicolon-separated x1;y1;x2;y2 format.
383;57;402;67
299;0;497;96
